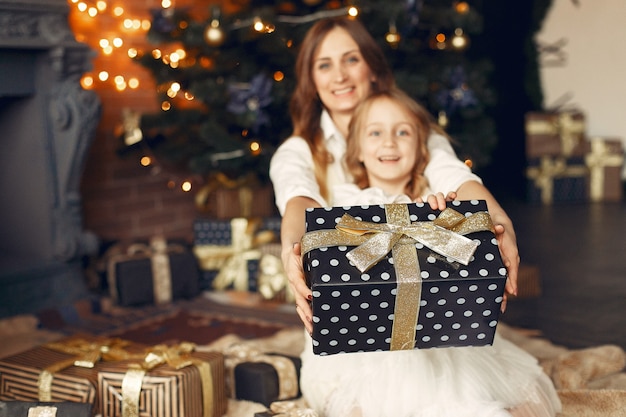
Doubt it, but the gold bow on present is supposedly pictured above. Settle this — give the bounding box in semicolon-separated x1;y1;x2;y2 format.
525;111;585;156
107;235;186;304
194;218;275;291
301;204;494;351
39;338;135;401
269;400;319;417
121;342;215;417
257;244;294;303
585;137;625;201
222;343;299;401
526;156;589;204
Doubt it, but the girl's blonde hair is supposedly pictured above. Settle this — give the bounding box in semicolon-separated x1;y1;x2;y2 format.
345;89;446;200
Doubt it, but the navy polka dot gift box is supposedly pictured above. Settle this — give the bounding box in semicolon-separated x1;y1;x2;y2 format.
301;200;507;356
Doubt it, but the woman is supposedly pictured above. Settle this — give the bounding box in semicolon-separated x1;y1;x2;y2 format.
269;17;519;335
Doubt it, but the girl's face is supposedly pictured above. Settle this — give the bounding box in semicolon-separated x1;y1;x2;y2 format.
358;98;419;194
312;27;375;119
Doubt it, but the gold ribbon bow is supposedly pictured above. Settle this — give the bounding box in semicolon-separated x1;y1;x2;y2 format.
301;204;494;351
39;338;134;401
195;172;259;216
107;236;186;304
269;400;319;417
194;218;275;291
525;112;585;156
526;156;589;204
585;137;625;201
222;343;298;401
121;342;215;417
258;244;294;302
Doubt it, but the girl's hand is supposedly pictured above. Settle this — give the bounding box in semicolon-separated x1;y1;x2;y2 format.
415;191;457;210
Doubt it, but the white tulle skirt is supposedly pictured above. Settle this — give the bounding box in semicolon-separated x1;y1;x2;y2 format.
300;330;561;417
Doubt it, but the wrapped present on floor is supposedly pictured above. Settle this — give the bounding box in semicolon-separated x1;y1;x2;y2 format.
0;335;142;415
97;343;227;417
221;344;300;407
301;201;507;356
585;137;625;202
193;217;280;292
525;110;590;158
106;236;201;306
253;400;318;417
194;173;277;219
526;156;590;204
0;401;92;417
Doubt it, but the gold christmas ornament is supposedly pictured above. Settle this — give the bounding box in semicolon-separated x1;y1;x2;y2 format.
385;22;401;49
204;19;225;46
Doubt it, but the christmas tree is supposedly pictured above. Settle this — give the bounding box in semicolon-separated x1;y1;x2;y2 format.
130;0;502;187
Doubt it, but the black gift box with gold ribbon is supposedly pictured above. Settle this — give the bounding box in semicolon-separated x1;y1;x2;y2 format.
301;201;507;356
526;155;590;204
106;236;201;307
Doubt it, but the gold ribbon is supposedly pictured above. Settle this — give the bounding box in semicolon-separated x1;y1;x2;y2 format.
195;172;260;216
107;236;186;304
269;400;319;417
585;137;625;201
193;218;275;291
301;204;494;351
27;406;58;417
526;156;589;204
38;338;135;401
121;342;215;417
525;111;585;156
257;244;294;302
222;343;298;401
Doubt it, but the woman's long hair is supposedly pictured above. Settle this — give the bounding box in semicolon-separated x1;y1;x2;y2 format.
345;89;440;200
289;17;395;201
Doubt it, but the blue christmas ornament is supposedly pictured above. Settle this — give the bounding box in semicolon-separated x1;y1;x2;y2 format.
150;9;176;34
435;65;478;115
227;74;273;132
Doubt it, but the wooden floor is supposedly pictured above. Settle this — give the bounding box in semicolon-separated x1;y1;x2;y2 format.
498;198;626;351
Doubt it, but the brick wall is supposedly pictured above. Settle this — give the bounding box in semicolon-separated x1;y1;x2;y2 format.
74;0;278;245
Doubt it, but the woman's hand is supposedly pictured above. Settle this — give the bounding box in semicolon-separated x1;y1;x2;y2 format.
283;242;314;334
455;181;519;313
415;191;457;210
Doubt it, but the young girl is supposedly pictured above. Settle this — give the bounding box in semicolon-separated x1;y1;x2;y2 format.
298;89;562;417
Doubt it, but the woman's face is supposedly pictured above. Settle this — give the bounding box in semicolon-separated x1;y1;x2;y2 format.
312;27;375;119
358;98;419;194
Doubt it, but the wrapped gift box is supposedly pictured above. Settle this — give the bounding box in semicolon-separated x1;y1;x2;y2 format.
301;201;507;356
193;217;281;292
526;156;590;204
0;335;139;414
585;137;624;202
231;353;301;406
107;236;200;306
525;111;590;158
0;401;92;417
197;184;277;219
97;346;227;417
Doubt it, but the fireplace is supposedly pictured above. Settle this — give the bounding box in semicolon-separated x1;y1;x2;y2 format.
0;0;101;317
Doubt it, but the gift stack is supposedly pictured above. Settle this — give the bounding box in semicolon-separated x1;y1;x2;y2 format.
106;236;201;307
301;200;508;356
525;110;625;204
193;217;292;302
0;335;228;417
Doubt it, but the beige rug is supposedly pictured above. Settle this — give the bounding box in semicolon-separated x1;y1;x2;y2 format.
2;315;625;417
